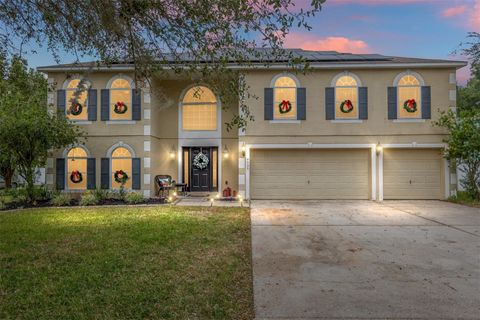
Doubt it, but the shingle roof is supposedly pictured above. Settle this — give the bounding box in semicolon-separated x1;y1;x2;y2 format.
37;48;467;71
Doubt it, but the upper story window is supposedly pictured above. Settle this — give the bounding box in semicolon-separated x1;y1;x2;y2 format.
111;147;132;189
396;74;422;119
335;75;358;119
110;78;132;120
66;147;88;190
182;86;217;131
66;79;89;121
273;75;297;120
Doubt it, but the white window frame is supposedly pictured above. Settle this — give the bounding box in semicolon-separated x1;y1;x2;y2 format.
63;145;91;191
270;73;300;122
393;71;425;120
106;74;135;122
62;77;91;123
331;72;362;121
106;142;136;190
178;84;221;139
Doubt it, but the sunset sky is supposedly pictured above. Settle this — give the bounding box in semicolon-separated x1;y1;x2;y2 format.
25;0;478;84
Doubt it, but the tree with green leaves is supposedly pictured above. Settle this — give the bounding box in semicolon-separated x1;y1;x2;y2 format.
0;56;82;201
435;109;480;200
0;0;324;129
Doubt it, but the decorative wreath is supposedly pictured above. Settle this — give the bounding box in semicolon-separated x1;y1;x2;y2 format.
114;170;129;184
193;153;209;170
340;100;354;113
278;100;292;114
403;99;417;113
69;102;83;116
114;101;128;114
70;170;83;184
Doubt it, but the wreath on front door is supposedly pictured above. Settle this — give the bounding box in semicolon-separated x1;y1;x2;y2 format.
70;170;83;183
193;153;209;170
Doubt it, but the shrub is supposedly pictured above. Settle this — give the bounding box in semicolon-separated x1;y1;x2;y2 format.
50;193;71;206
79;191;99;206
124;192;144;204
92;188;109;202
32;186;53;201
0;200;5;210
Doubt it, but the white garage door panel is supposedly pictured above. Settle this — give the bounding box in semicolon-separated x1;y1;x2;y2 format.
383;149;443;200
251;149;370;200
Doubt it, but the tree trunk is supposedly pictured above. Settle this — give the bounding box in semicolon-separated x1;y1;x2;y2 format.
0;167;14;189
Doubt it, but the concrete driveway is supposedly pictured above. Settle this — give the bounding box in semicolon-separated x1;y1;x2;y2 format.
251;200;480;319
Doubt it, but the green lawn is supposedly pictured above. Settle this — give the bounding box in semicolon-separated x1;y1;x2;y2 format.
0;206;253;320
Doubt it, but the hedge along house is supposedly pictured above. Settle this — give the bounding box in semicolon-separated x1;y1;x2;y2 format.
38;49;467;200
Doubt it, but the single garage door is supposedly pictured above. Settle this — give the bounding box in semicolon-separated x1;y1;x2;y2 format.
383;149;443;200
250;149;370;200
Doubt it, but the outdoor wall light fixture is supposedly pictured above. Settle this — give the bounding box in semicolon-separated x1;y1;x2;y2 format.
241;142;246;157
169;146;176;159
223;145;229;159
376;143;383;155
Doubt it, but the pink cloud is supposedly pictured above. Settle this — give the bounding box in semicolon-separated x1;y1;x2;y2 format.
284;33;371;53
470;0;480;31
326;0;438;4
442;5;467;17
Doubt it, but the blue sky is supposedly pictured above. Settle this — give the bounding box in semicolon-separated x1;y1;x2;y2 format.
23;0;478;84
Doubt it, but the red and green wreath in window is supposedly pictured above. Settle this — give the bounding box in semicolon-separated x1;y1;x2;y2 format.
340;99;354;113
403;99;417;113
70;170;83;183
114;101;128;114
114;170;129;184
278;100;292;114
69;101;83;116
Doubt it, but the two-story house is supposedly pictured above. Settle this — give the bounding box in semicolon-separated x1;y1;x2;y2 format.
38;49;467;201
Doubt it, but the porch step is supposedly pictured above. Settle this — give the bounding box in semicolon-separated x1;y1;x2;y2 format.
187;192;212;198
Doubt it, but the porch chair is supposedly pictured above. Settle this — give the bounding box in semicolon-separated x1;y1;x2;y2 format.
154;175;175;199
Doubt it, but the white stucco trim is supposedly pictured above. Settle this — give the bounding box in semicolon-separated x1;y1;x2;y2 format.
377;143;447;201
244;143;376;200
392;70;426;86
106;120;137;125
269;120;301;124
106;74;135;89
371;147;377;201
62;144;91;158
105;141;137;158
62;77;91;89
269;72;301;87
330;120;364;124
444;159;450;199
71;120;93;125
393;119;426;123
449;73;456;84
330;71;363;87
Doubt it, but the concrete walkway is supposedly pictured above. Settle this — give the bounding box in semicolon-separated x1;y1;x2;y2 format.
251;200;480;319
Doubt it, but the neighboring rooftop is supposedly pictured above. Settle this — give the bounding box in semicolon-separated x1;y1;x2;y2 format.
37;48;467;71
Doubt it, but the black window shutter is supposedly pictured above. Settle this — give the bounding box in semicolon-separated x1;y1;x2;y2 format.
359;87;368;120
264;88;274;120
132;158;141;190
101;89;110;121
325;87;335;120
87;158;96;190
57;90;66;114
101;158;110;189
56;158;65;190
421;86;431;119
387;87;397;120
88;89;97;121
132;89;141;120
297;87;306;120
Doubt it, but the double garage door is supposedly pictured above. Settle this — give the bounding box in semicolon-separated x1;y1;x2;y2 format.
250;148;443;200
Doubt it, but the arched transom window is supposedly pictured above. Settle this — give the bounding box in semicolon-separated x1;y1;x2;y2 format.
273;76;297;120
66;147;88;190
397;74;421;119
110;78;132;120
111;147;132;189
335;75;358;119
66;79;89;120
182;86;217;131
